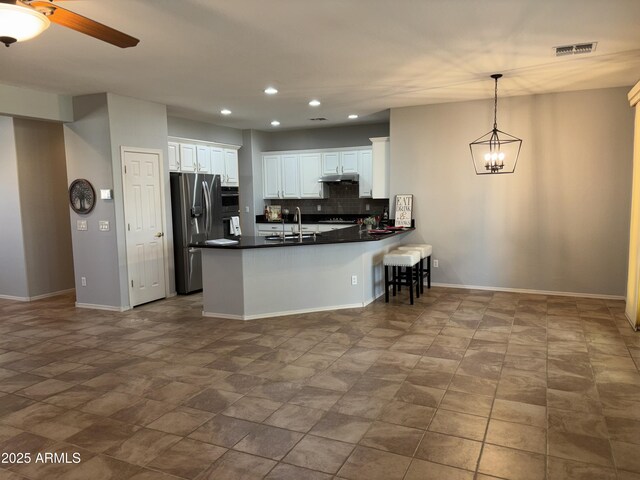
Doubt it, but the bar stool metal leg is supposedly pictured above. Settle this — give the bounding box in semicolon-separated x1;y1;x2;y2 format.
419;258;424;294
392;266;397;296
408;266;414;305
427;255;431;289
384;266;389;303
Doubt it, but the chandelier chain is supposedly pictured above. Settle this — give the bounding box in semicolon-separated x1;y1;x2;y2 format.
493;76;498;130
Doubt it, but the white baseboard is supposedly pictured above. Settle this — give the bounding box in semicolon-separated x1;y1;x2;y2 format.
202;302;364;321
0;288;75;302
75;302;131;312
0;294;29;302
431;282;625;300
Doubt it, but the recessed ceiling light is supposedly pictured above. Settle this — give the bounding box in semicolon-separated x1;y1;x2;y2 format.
264;87;278;95
220;109;232;115
271;120;280;127
348;114;359;119
309;99;321;107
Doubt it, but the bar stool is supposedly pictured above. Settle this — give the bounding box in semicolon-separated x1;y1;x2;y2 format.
383;249;421;305
397;244;432;293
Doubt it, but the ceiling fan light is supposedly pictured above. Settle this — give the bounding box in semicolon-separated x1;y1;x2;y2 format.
0;3;50;45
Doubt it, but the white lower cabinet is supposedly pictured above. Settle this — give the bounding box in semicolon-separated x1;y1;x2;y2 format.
316;224;354;232
257;223;350;236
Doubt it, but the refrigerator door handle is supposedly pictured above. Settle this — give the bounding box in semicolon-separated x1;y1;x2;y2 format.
202;180;211;236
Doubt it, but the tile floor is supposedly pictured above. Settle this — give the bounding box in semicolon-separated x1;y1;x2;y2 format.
0;288;638;479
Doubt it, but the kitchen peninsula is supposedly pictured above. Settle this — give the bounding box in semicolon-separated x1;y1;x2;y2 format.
193;226;413;320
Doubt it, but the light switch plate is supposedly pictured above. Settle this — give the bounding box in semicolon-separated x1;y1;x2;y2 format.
100;189;113;200
77;220;87;231
99;221;110;231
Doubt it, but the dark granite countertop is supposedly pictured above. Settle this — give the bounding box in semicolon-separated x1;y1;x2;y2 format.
192;226;413;250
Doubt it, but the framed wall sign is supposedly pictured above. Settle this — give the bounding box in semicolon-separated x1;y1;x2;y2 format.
394;194;413;227
69;179;96;214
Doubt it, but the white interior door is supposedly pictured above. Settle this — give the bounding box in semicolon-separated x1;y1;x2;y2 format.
123;149;167;307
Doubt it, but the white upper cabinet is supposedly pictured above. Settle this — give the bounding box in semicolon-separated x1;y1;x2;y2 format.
299;153;323;198
179;144;197;172
370;137;390;199
322;152;340;175
196;145;210;173
340;151;359;173
322;150;359;174
263;155;282;199
168;142;180;172
281;154;300;198
224;148;239;186
210;146;225;179
208;146;238;186
168;139;241;188
262;146;379;199
358;149;373;198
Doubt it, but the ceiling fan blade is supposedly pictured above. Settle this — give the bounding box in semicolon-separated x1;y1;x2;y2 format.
29;1;139;48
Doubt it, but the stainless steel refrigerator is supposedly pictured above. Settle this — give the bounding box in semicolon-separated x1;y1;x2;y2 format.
170;172;223;294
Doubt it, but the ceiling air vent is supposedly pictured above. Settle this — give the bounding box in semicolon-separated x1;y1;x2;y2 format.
310;117;327;121
554;42;597;56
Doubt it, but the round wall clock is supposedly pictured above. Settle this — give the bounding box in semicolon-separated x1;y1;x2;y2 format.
69;179;96;214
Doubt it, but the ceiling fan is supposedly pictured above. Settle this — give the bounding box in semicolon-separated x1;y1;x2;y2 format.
0;0;139;48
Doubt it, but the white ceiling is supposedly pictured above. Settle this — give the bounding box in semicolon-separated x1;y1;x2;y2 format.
2;0;640;130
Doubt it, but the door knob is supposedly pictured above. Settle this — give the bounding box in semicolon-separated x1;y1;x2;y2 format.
154;232;164;238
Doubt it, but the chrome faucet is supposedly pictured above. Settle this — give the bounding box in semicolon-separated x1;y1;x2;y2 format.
295;207;302;241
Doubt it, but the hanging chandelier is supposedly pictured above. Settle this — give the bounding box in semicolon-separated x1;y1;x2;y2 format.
469;74;522;175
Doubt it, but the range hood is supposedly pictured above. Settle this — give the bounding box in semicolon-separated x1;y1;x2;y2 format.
318;173;359;184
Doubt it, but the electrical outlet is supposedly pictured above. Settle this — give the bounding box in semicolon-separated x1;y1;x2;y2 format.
99;221;110;231
245;206;250;213
365;204;370;211
433;259;439;268
317;205;322;211
77;220;87;231
351;275;358;285
81;277;87;287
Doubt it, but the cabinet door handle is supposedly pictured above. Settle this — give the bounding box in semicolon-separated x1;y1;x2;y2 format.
341;166;344;173
335;166;339;173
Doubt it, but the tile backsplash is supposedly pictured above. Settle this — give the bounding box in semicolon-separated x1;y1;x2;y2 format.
266;184;389;215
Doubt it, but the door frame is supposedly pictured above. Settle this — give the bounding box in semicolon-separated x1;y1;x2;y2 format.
120;146;171;307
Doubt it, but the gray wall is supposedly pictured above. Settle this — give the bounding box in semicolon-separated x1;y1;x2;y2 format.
263;123;389;151
249;130;270;235
64;94;122;308
65;93;175;310
0;83;73;122
167;116;243;145
0;116;29;299
390;86;634;296
107;93;173;302
14;118;74;297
